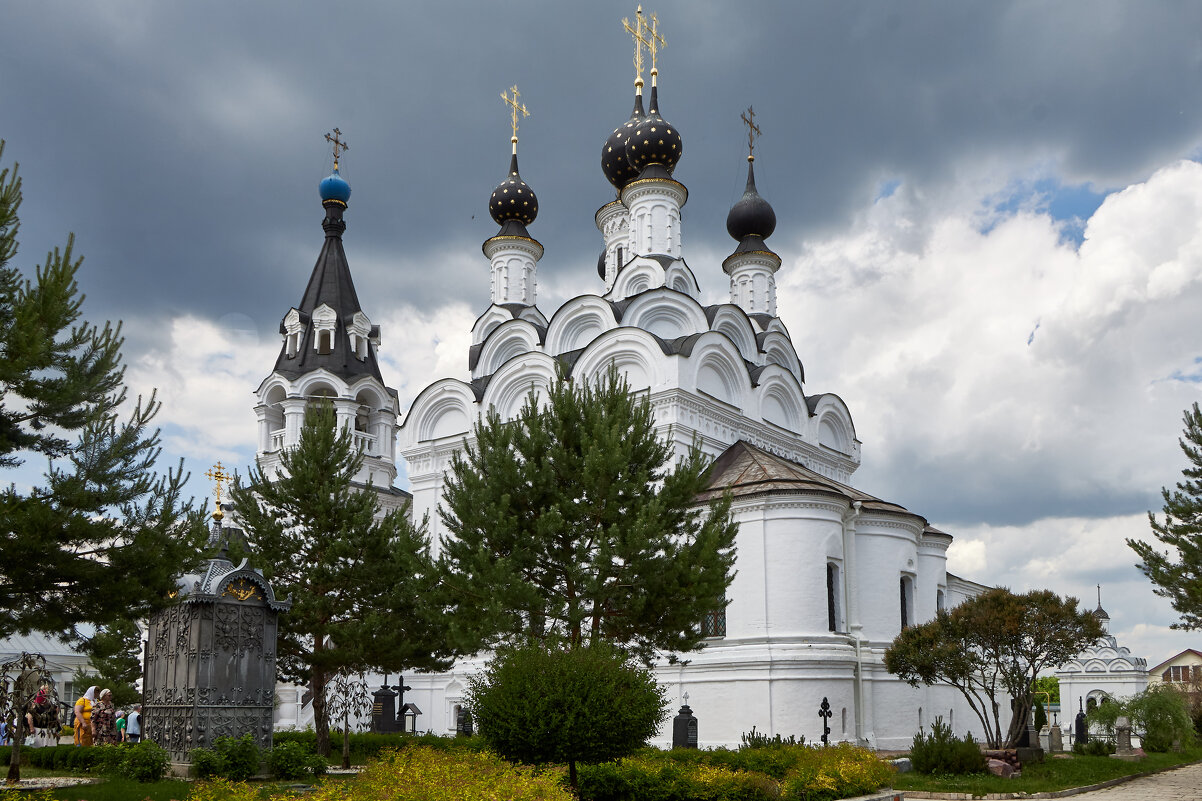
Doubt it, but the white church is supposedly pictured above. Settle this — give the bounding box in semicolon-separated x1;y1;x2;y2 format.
250;22;993;750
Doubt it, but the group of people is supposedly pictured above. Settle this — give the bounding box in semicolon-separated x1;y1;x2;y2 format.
0;682;61;747
72;686;141;746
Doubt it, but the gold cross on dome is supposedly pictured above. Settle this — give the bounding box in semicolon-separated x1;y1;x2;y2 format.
623;5;651;83
646;11;666;73
324;128;350;169
741;106;761;159
500;85;529;142
205;461;231;518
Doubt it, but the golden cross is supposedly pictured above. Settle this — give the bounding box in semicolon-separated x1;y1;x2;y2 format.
623;5;651;83
741;106;762;159
205;461;231;517
324;128;349;169
500;85;529;142
646;11;666;73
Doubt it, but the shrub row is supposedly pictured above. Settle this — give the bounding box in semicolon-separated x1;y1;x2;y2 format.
908;716;986;775
579;743;894;801
193;734;328;780
0;742;169;782
273;729;485;761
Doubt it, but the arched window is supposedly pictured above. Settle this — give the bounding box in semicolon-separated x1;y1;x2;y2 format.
318;330;333;355
826;563;841;632
900;576;915;629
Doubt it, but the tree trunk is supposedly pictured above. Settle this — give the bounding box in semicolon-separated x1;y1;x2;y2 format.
312;666;330;757
568;759;578;793
7;715;24;783
342;706;351;769
1004;697;1031;748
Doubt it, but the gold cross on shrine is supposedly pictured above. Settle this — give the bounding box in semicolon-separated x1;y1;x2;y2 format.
324;128;350;169
741;106;762;159
205;461;231;520
500;85;529;143
623;5;651;83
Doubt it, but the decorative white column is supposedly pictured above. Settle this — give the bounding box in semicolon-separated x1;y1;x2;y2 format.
621;176;687;258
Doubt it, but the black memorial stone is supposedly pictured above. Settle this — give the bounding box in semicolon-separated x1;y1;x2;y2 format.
672;704;698;749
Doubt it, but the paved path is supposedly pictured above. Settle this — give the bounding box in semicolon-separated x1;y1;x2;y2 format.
1072;761;1202;799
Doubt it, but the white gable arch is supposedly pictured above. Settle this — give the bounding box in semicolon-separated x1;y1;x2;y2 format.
401;379;477;445
471;305;517;345
623;290;707;342
759;331;804;384
475;320;542;377
296;370;349;399
681;334;748;409
481;352;558;421
756;367;807;434
545;296;616;355
611;261;662;299
808;394;858;458
664;262;700;298
572;327;669;392
708;305;759;364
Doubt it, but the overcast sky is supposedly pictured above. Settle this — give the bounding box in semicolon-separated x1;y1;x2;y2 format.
5;1;1202;671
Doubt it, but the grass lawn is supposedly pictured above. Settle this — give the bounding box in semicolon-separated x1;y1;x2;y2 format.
892;746;1202;795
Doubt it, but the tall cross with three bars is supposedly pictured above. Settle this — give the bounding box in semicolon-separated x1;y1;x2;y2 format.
500;85;529;145
205;461;231;520
325;128;349;170
741;106;761;160
623;6;651;83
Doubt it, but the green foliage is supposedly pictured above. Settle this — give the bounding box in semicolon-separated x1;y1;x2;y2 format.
467;641;666;788
230;401;454;755
190;734;261;780
1131;402;1202;630
885;587;1104;748
121;740;170;782
576;743;893;801
73;619;143;709
740;726;804;749
1087;683;1196;752
1073;739;1116;756
439;366;738;662
0;140;208;645
1034;675;1060;704
908;716;986;775
267;740;326;780
1034;698;1048;730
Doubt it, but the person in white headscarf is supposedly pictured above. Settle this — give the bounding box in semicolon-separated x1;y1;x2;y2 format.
74;686;98;747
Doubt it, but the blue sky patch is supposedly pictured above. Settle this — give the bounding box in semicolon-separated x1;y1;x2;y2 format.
984;177;1108;246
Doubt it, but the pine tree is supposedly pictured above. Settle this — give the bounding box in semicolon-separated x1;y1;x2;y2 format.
230;402;454;756
1130;402;1202;629
439;367;738;663
0;141;207;643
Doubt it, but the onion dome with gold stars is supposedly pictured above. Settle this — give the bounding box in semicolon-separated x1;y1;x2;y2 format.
489;150;538;228
624;71;682;176
727;156;776;251
602;88;647;192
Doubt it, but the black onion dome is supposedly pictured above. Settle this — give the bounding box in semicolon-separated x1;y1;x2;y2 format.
489;151;538;226
625;83;682;175
727;159;776;241
601;91;646;191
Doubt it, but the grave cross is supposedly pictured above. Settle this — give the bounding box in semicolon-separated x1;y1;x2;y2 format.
818;696;833;746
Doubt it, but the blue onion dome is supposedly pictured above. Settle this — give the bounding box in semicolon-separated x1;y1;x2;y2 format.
625;72;682;175
601;87;646;191
489;146;538;227
319;169;351;205
727;157;776;243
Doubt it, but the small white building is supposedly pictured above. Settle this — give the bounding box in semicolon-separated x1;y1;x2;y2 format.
1055;596;1148;733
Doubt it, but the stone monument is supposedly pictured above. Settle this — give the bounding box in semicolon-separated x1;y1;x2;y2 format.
142;464;290;767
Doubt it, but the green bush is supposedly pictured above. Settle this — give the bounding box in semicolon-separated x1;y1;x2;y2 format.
1073;739;1116;756
909;716;986;775
268;740;326;780
741;725;804;749
191;746;225;779
122;740;170;782
273;729;485;761
92;743;128;775
1088;684;1197;752
467;641;666;787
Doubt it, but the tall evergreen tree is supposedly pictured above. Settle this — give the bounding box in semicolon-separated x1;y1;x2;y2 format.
1130;402;1202;629
439;367;738;663
0;141;206;642
230;402;454;756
